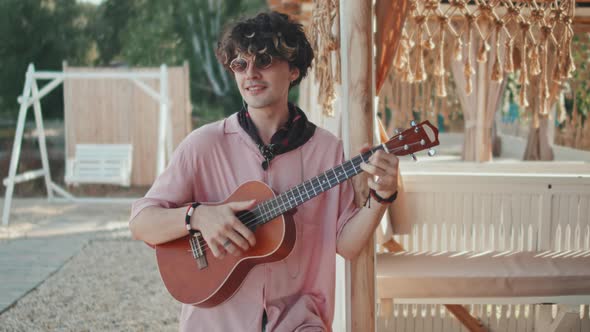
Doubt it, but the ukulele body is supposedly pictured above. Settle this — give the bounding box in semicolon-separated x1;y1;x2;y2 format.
155;180;296;307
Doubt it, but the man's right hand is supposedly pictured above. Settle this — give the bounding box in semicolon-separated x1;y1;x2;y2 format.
191;200;257;259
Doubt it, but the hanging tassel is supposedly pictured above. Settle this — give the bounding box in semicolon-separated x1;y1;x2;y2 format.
434;19;446;77
518;24;530;108
393;51;406;72
435;18;447;97
436;75;447;97
563;25;576;79
434;50;444;77
401;65;414;84
425;82;432;118
400;33;414;82
423;37;435;51
541;71;549;112
553;50;562;83
491;56;503;82
539;26;551;115
539;68;549;116
477;39;490;63
540;92;549;116
394;39;408;70
504;39;515;73
394;29;410;70
519;81;529;108
400;66;409;82
414;45;427;82
530;45;541;76
453;36;463;61
551;50;563;98
491;21;503;82
412;18;427;83
465;60;475;96
465;17;475;96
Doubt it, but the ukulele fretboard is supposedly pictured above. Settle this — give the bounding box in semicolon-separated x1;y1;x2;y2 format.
241;145;384;229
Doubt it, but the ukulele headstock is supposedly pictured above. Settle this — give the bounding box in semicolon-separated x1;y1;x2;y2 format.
384;120;440;158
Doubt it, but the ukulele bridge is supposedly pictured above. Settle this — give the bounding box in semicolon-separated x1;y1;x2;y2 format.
189;232;208;269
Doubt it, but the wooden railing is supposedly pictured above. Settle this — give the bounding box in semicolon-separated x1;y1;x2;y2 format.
375;162;590;331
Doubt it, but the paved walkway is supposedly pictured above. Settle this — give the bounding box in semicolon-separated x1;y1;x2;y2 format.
0;198;133;313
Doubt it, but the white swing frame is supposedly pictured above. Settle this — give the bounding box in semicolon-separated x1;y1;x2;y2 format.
2;63;174;226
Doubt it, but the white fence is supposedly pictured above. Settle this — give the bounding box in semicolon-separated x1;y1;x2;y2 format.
376;162;590;331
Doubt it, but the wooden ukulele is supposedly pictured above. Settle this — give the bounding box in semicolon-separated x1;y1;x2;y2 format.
155;120;440;307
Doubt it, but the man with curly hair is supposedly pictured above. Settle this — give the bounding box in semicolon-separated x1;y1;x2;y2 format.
129;11;399;332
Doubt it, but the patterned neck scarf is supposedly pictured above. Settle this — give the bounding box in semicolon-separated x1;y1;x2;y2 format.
237;102;316;170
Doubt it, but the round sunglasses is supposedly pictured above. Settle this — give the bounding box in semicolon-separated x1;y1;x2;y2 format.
229;53;273;74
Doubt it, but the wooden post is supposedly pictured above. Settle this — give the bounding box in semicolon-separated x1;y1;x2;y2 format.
340;1;375;331
157;64;169;176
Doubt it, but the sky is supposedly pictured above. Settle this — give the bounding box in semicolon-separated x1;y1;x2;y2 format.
77;0;104;4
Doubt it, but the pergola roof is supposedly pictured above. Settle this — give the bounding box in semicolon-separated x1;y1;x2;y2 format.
267;0;313;25
268;0;590;31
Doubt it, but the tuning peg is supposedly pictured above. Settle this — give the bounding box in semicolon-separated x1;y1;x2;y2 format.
394;128;401;135
410;120;417;127
427;149;436;157
410;153;417;162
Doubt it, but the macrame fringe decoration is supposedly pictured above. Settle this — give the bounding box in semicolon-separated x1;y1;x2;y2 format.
286;0;581;146
367;0;575;131
309;0;340;117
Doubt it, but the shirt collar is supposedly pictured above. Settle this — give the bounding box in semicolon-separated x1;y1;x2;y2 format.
223;113;240;134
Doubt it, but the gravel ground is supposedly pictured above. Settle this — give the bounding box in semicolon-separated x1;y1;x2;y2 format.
0;231;181;332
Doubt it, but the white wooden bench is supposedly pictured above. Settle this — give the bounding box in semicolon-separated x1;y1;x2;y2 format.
376;162;590;332
65;144;133;187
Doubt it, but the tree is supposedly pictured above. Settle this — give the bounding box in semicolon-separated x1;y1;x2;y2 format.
87;1;137;66
99;0;266;123
0;0;267;123
0;0;94;119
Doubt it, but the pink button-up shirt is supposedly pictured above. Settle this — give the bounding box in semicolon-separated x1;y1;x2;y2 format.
130;113;359;331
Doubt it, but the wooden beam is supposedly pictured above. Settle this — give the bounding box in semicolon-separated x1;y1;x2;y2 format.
340;0;375;331
266;0;313;25
574;17;590;33
445;305;488;332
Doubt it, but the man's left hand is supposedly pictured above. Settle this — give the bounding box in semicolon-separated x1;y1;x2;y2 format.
358;144;399;200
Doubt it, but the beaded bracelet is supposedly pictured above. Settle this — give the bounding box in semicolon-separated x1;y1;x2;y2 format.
185;202;201;236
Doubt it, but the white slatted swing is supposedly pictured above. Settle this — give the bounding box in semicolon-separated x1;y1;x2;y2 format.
65;144;134;187
2;63;172;226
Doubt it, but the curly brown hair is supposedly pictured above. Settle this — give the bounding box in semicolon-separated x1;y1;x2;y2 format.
215;11;314;88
